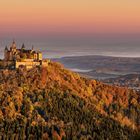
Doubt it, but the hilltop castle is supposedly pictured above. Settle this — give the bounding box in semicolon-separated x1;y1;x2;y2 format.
4;41;42;61
2;41;49;69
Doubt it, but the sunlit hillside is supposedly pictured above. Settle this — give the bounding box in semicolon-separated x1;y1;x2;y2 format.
0;61;140;139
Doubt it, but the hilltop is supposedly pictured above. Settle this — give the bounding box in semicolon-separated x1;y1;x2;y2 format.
0;60;140;139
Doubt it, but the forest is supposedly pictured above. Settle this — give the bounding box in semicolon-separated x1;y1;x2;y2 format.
0;61;140;139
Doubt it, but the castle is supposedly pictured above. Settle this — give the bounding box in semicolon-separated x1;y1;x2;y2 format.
2;41;49;69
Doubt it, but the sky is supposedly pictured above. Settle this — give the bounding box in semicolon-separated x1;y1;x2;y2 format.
0;0;140;38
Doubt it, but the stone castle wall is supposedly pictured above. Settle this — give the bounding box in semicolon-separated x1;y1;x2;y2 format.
15;60;50;69
0;59;50;69
15;61;41;69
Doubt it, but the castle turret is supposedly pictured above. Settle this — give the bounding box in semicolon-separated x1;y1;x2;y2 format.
21;43;25;50
4;46;9;60
5;46;8;51
9;41;17;60
37;52;42;60
32;45;34;51
10;41;16;51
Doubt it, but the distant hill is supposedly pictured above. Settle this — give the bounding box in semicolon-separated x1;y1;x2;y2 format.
0;61;140;139
53;55;140;79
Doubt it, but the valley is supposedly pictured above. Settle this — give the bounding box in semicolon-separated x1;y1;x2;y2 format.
53;55;140;91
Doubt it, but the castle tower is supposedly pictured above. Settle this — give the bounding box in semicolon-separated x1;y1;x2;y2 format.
32;45;34;51
9;41;17;60
10;40;16;51
21;43;25;50
37;52;42;60
4;46;8;60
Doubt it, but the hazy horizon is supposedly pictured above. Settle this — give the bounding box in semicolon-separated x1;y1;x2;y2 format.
0;35;140;59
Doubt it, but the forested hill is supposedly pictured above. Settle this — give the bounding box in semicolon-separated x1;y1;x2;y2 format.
0;61;140;139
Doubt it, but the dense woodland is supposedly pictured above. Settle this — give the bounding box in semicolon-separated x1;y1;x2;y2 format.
0;61;140;139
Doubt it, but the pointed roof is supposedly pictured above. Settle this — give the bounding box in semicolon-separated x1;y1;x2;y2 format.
5;46;8;50
13;40;15;44
10;40;16;49
21;43;25;49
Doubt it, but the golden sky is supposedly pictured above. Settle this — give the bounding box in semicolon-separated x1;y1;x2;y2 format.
0;0;140;36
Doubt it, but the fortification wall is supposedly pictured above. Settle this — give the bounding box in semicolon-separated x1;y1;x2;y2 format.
1;59;50;69
15;61;41;69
